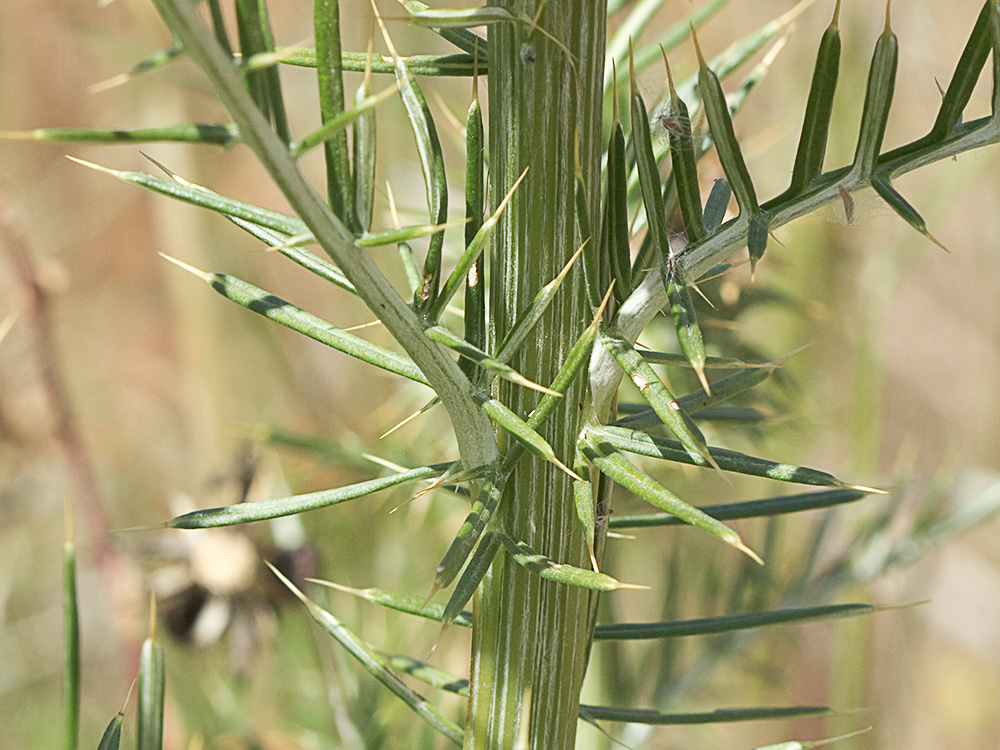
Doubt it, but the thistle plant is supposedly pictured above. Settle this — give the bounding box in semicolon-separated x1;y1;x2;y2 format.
16;0;1000;748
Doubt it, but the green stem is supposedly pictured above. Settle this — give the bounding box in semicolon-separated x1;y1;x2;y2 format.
150;0;498;472
467;4;607;749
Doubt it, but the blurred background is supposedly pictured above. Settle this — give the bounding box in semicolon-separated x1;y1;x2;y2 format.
1;1;998;749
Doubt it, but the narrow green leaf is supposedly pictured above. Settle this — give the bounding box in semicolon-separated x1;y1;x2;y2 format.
68;158;307;236
137;599;165;750
373;5;447;315
88;44;183;93
96;715;123;750
613;358;775;429
442;531;502;625
96;682;135;750
593;603;873;640
629;46;672;277
784;0;841;196
406;6;518;28
494;242;584;364
271;565;463;745
354;42;377;233
871;176;949;251
307;579;474;628
497;531;645;591
461;69;486;378
664;260;710;394
398;0;488;55
692;28;766;272
160;256;429;384
382;654;470;697
423;325;559;396
636;351;766;369
702;177;732;231
355;219;465;248
573;446;599;571
600;327;718;470
591;425;880;492
475;395;579;479
278;48;485;77
235;0;291;143
578;704;830;725
581;434;761;563
849;2;898;179
292;76;399;159
62;502;80;750
609;488;866;529
603;67;630;306
225;217;357;294
397;242;422;296
431;168;527;322
205;0;233;55
661;51;705;242
314;0;355;228
1;124;239;147
168;462;451;528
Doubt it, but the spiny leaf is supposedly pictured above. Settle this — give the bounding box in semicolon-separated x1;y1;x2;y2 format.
871;176;949;251
423;325;560;396
306;578;474;628
1;124;239;147
314;0;355;228
609;487;866;529
591;425;885;493
849;0;898;179
580;433;762;563
397;0;487;55
497;531;647;591
278;48;485;77
592;603;874;640
62;500;80;750
373;1;448;316
270;564;463;745
137;597;164;750
168;462;454;528
67;157;307;236
784;0;842;196
600;327;719;471
578;704;831;726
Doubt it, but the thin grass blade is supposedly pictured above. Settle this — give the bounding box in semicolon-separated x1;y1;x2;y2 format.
279;48;484;76
354;39;377;233
461;67;486;377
